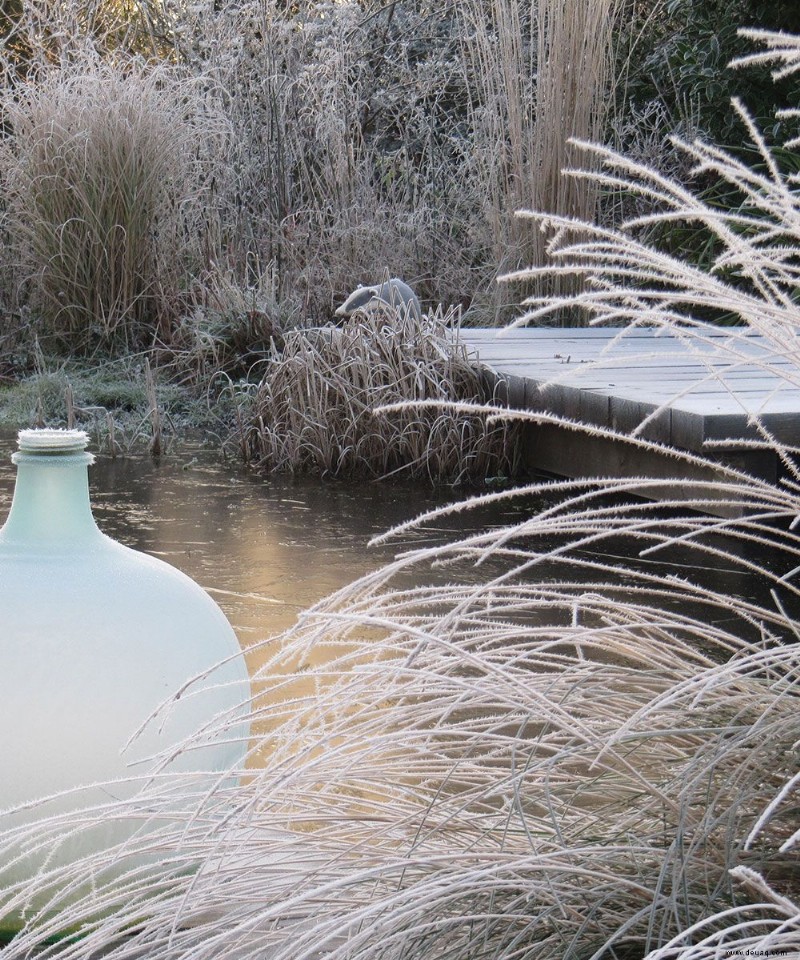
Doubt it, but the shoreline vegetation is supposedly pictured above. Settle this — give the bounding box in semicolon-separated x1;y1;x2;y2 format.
0;3;798;959
0;308;519;484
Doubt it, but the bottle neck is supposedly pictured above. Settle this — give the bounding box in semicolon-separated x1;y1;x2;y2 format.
1;452;101;547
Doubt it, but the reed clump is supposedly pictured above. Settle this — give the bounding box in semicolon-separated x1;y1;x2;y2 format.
527;0;625;314
242;309;516;483
0;61;224;351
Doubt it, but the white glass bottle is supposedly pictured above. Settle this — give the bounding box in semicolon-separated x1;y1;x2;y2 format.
0;429;249;908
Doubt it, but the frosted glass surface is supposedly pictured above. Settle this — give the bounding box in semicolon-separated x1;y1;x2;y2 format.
0;430;250;900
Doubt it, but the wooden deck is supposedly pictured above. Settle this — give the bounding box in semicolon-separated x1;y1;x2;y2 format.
459;326;800;498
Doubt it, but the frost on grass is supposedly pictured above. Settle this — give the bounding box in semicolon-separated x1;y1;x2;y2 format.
1;27;800;960
240;307;516;483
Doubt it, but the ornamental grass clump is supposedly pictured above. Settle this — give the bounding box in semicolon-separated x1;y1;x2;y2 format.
0;62;224;351
242;308;516;483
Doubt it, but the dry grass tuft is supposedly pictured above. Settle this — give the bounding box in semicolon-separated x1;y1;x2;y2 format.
0;61;225;351
241;308;516;483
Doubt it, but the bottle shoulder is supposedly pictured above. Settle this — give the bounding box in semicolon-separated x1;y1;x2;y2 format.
0;530;230;620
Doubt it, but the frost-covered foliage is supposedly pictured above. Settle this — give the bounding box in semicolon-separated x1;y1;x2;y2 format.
0;63;225;349
166;0;541;320
240;308;516;481
1;25;800;960
0;0;623;329
613;2;800;177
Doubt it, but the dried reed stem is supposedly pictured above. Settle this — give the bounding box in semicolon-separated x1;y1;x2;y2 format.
529;0;625;312
144;357;162;458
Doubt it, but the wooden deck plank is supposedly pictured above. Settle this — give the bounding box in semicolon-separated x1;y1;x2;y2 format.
503;370;799;392
462;349;795;372
460;330;792;361
464;346;793;370
460;327;797;509
461;327;798;450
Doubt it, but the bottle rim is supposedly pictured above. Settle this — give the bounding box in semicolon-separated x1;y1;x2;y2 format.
13;429;94;465
17;429;90;454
